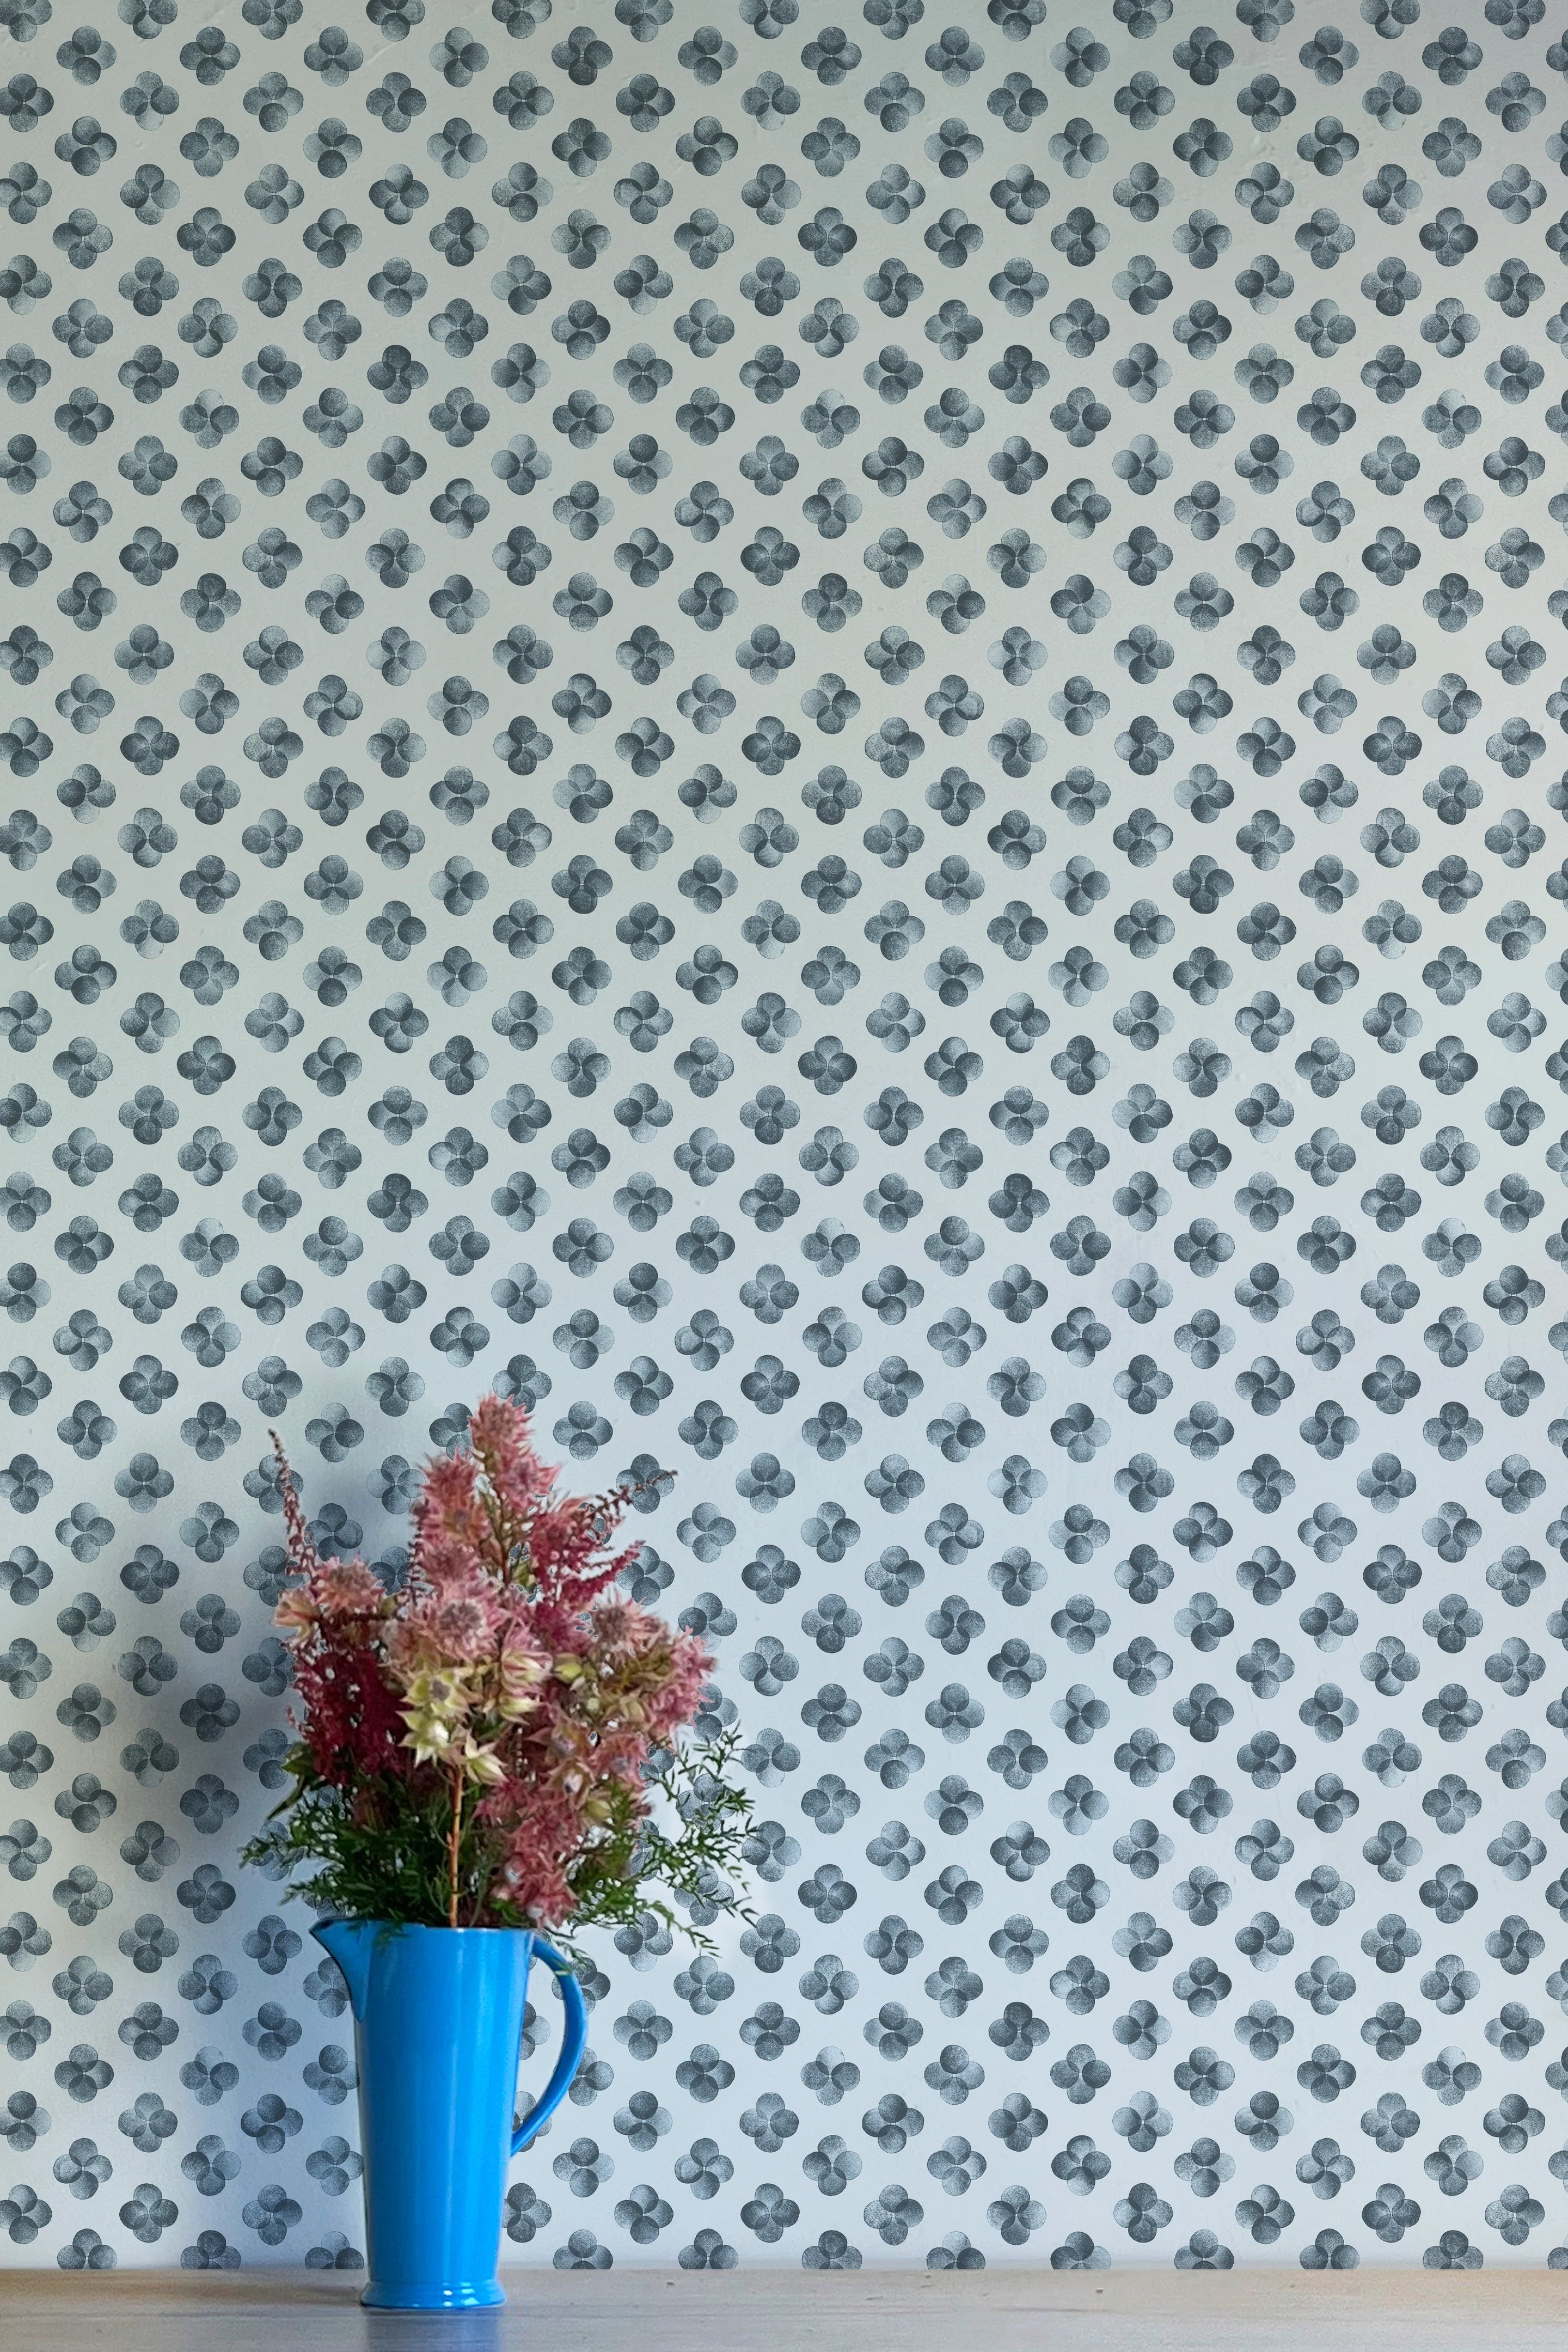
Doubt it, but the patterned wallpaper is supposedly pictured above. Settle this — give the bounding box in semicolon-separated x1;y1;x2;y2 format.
1;0;1568;2282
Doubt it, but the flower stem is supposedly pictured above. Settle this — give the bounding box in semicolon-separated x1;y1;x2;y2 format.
446;1763;464;1928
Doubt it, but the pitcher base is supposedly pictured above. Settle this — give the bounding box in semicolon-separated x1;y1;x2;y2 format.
362;2279;506;2309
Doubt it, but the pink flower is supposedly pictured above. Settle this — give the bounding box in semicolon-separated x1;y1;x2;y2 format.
272;1585;318;1633
316;1561;389;1616
272;1559;386;1630
388;1570;501;1673
588;1596;652;1658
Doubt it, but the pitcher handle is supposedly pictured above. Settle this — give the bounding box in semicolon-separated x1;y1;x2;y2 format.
511;1937;588;2156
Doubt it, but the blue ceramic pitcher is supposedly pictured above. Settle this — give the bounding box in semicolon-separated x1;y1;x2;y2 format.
313;1918;588;2310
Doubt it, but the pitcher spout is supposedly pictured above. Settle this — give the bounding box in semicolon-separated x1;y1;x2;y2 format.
311;1915;377;2018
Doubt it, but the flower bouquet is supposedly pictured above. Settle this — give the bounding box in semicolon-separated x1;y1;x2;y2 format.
241;1396;750;2307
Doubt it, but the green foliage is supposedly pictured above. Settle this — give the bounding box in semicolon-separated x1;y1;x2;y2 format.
242;1727;757;1953
242;1765;470;1931
560;1727;758;1959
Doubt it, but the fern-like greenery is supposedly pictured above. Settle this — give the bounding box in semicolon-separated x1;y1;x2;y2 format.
242;1726;756;1959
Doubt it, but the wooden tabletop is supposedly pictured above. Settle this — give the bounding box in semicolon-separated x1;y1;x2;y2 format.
7;2264;1568;2352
